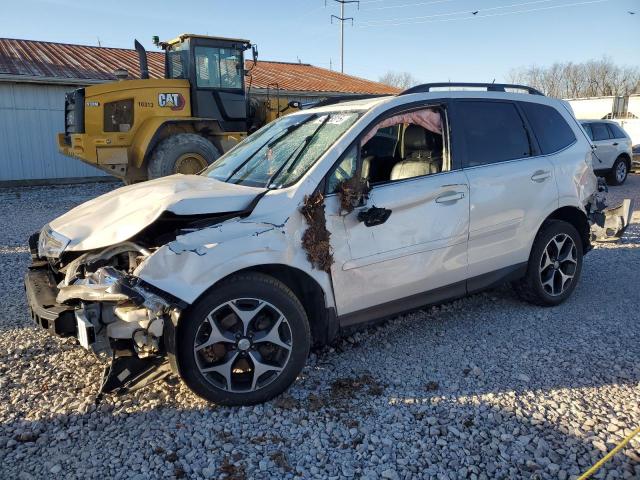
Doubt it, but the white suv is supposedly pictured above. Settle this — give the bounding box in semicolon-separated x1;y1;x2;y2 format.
579;120;633;185
25;83;631;405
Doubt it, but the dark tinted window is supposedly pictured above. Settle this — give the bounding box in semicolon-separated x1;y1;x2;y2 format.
582;123;594;140
520;102;576;154
591;123;611;141
606;123;627;139
459;101;531;167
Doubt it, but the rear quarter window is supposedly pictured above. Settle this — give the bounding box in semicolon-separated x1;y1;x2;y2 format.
606;123;628;139
520;102;576;154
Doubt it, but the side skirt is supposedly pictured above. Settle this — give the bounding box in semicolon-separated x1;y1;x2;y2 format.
338;263;527;330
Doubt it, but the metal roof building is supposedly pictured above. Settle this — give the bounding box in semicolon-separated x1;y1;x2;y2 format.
0;38;398;184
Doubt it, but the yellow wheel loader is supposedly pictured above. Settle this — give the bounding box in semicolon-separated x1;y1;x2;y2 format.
57;34;300;183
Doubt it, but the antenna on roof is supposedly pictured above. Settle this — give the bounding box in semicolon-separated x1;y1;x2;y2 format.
97;37;101;47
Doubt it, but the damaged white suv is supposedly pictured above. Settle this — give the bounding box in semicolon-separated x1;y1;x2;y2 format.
25;83;632;405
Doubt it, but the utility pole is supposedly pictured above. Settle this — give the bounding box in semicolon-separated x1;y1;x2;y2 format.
329;0;359;73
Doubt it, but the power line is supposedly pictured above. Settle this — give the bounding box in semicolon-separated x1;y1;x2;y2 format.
359;0;559;25
362;0;462;12
328;0;360;72
358;0;615;27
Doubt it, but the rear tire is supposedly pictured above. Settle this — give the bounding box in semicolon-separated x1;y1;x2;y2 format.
147;133;219;179
513;220;583;306
177;273;311;406
607;156;628;186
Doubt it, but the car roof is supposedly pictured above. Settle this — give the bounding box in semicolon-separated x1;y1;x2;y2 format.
304;89;562;116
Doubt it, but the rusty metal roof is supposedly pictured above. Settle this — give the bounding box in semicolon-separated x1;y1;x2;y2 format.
0;38;399;95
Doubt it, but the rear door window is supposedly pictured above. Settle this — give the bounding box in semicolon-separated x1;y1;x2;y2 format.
457;101;531;167
519;102;576;154
591;123;611;141
582;123;594;140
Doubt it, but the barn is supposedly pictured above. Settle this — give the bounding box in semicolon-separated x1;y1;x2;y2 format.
0;38;398;184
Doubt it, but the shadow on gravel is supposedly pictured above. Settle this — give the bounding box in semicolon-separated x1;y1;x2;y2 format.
1;379;638;479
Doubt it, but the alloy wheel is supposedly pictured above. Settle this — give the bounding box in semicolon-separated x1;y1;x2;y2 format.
193;298;292;392
616;160;627;183
538;233;577;296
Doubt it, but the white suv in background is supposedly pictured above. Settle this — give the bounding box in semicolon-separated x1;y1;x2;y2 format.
25;83;631;406
580;120;633;185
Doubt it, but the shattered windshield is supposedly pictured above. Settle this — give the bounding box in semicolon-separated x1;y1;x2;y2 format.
203;111;361;188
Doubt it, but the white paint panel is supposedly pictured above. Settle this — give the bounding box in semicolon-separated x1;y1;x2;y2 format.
0;82;110;181
627;96;640;121
616;119;640;146
568;98;615;120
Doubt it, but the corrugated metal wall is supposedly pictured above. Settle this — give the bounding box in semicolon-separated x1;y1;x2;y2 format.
0;82;110;182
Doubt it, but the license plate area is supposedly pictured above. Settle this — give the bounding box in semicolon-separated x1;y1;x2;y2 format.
76;310;95;349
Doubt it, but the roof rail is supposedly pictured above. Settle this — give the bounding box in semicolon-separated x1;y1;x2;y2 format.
306;94;389;109
399;82;544;96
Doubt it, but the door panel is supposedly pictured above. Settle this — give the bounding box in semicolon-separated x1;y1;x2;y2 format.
591;123;616;168
465;157;558;277
326;171;469;316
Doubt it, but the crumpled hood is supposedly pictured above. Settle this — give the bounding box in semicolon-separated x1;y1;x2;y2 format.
50;174;264;252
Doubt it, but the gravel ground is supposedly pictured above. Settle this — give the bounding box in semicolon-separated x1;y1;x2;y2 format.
0;177;639;480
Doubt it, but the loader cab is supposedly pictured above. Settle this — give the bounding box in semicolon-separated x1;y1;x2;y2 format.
163;34;253;132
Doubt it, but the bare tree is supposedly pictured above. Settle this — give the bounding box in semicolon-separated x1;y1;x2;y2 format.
378;71;420;90
507;57;640;98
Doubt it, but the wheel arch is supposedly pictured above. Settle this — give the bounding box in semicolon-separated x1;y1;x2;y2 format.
542;206;590;253
184;263;338;348
617;152;631;168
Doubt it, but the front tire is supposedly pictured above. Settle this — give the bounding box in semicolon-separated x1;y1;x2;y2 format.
177;273;311;406
513;220;583;306
607;156;628;186
147;133;220;179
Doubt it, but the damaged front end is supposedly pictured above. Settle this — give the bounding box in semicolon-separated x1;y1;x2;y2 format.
586;180;635;242
25;239;183;397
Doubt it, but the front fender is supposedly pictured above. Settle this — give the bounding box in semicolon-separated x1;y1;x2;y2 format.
133;217;336;309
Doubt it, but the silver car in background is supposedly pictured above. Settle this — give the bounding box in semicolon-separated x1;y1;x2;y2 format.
580;120;633;185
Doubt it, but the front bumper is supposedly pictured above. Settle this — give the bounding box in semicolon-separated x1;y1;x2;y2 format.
24;261;176;396
24;265;76;337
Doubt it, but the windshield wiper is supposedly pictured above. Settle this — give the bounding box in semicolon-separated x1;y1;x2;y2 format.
267;114;332;189
224;114;317;183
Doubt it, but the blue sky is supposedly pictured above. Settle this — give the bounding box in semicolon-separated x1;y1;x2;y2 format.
4;0;639;83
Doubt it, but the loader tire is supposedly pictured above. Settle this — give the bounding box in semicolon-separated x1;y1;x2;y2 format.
147;133;220;179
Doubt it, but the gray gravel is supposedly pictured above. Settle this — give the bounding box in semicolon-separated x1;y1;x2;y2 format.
1;177;639;480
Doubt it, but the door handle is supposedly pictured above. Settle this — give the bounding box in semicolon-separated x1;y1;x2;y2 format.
357;206;392;227
435;192;465;204
612;142;619;146
531;170;551;182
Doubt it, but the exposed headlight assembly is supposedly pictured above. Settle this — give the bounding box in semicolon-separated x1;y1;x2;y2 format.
38;224;70;259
